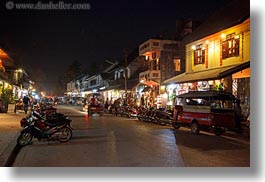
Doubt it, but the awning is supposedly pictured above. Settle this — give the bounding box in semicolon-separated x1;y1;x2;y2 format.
144;80;159;87
163;61;250;85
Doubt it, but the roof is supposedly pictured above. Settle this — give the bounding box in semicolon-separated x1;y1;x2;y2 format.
177;90;236;100
181;0;250;45
163;61;250;84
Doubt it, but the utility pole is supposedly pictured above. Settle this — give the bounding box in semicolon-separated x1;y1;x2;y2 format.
124;49;128;98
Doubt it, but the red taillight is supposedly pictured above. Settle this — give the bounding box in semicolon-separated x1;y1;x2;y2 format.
20;118;27;127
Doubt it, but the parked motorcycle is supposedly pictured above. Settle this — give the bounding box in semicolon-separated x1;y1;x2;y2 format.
120;106;138;118
155;109;173;126
17;110;73;146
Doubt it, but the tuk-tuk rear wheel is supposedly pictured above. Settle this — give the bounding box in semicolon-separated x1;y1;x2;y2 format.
191;122;200;135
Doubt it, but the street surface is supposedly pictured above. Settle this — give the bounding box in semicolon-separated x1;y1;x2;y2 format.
12;105;250;167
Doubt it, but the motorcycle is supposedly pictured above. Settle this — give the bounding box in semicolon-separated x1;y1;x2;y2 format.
17;110;73;146
120;106;138;118
155;109;174;126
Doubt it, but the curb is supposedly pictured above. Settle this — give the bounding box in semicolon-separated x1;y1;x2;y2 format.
0;132;20;167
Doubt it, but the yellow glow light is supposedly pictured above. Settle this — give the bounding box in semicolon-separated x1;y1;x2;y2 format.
234;35;240;39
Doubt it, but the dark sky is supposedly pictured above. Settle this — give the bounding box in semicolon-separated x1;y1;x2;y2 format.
0;0;232;92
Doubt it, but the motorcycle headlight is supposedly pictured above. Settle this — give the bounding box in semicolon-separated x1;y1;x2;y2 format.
65;116;71;121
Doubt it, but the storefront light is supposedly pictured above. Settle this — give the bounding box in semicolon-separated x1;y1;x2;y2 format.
208;80;213;85
4;82;8;88
167;101;173;106
168;84;176;90
221;33;226;39
215;80;221;85
191;45;196;50
234;35;240;39
34;94;39;100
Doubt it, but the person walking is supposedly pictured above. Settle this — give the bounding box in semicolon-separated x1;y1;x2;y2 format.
22;95;30;114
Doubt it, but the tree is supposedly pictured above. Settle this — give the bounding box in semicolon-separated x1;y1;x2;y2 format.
0;86;14;112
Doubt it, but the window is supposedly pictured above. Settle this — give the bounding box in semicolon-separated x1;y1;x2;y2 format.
222;33;239;59
140;43;149;51
152;73;159;77
153;42;159;46
152;59;160;70
174;58;181;71
152;52;156;59
90;79;96;86
194;44;205;65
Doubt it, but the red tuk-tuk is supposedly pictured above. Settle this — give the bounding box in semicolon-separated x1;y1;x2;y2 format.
83;93;104;116
172;91;242;135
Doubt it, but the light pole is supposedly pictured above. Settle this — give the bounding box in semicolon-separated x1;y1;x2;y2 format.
124;53;128;97
123;48;128;99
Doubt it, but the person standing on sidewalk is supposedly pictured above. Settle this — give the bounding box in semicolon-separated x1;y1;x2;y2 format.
22;95;30;114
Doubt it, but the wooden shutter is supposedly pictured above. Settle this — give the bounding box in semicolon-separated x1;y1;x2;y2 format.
222;41;228;59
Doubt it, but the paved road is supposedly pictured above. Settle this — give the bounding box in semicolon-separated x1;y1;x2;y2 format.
12;105;250;167
13;105;185;167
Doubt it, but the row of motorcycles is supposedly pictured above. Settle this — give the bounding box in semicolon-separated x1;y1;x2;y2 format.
17;105;73;147
137;107;174;126
112;105;174;126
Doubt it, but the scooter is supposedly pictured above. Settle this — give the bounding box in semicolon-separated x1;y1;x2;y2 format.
17;110;73;146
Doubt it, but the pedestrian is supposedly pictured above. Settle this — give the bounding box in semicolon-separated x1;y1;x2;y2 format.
113;98;120;116
22;95;30;114
104;98;109;113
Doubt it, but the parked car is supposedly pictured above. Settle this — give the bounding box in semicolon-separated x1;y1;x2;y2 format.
172;90;242;135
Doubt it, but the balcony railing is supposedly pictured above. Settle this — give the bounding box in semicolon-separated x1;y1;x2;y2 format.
139;70;160;83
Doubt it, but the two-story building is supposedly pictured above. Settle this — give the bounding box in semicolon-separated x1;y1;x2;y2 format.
0;47;34;112
138;39;183;108
164;0;250;117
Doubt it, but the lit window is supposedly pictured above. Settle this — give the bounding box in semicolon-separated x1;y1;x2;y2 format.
174;58;181;71
222;33;239;59
194;44;205;65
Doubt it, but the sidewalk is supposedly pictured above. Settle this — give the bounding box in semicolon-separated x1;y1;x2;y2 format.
0;112;25;166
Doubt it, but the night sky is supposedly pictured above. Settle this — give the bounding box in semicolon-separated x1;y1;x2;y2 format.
0;0;232;92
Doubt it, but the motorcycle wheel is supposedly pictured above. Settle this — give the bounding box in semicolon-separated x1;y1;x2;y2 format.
57;127;72;142
17;132;33;146
172;122;181;129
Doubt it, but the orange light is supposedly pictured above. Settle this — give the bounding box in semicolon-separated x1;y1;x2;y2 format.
84;114;89;128
0;49;8;58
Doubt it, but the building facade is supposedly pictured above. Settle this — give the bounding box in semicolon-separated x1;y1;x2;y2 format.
164;10;250;118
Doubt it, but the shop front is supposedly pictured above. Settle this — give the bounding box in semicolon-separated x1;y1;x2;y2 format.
163;62;250;119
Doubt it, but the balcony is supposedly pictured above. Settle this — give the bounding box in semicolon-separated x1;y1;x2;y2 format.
139;70;161;84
